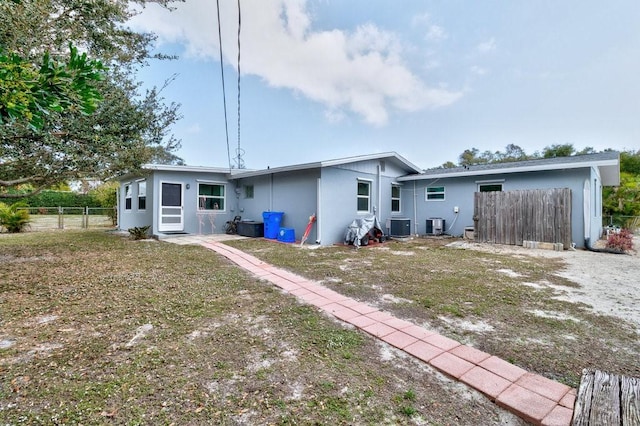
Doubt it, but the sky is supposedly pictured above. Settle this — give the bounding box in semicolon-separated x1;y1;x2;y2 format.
129;0;640;170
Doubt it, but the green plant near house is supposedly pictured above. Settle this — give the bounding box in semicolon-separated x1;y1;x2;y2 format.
0;202;31;233
127;226;150;240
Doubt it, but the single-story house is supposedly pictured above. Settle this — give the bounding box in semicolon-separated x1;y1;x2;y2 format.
117;151;620;249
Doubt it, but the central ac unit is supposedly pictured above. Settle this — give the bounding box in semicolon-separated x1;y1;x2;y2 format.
426;218;445;235
389;218;411;237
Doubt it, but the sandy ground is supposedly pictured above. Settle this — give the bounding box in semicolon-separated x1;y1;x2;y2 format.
452;237;640;332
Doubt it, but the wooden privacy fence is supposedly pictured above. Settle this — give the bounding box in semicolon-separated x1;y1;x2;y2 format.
473;188;572;249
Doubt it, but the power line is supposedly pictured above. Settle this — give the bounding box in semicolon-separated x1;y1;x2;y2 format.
235;0;245;169
216;0;232;170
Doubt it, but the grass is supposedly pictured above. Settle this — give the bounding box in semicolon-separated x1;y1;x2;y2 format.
226;237;640;387
0;230;517;425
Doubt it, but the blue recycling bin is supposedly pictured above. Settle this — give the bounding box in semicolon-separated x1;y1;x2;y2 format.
262;211;284;239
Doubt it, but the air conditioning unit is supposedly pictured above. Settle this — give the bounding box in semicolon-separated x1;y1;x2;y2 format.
426;218;445;235
389;218;411;237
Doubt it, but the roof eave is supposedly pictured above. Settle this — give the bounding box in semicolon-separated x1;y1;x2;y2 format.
398;158;621;182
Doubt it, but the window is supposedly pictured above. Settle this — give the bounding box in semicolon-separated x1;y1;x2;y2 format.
426;186;445;201
124;184;132;210
137;180;146;210
357;180;371;212
478;183;503;192
198;183;225;210
391;184;401;212
244;185;254;199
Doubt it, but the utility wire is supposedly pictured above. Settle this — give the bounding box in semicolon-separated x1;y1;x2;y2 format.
236;0;244;169
216;0;232;170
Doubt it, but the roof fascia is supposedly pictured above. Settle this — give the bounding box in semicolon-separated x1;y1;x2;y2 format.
397;158;619;182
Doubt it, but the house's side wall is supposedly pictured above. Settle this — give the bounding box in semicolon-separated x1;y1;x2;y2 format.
320;160;410;245
118;176;153;232
235;169;320;242
408;168;591;247
151;170;234;235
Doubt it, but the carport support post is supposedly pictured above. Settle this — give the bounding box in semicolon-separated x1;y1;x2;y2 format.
58;206;64;229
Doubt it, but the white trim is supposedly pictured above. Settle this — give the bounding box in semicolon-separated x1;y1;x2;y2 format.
196;179;227;184
391;183;401;213
124;183;132;211
357;178;372;213
475;178;505;184
158;181;184;232
477;182;504;192
426;185;445;201
197;182;226;212
137;180;147;211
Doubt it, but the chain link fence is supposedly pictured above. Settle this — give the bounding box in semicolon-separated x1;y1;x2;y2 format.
19;207;117;231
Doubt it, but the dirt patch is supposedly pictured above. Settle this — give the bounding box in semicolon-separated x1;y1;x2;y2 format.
452;237;640;332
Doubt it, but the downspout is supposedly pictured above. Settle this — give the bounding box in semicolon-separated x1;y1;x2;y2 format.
413;181;418;236
377;164;382;218
269;172;273;211
316;177;322;244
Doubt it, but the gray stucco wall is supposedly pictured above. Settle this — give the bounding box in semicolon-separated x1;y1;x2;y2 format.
120;171;234;236
319;160;411;245
118;177;153;232
235;169;320;243
408;168;592;247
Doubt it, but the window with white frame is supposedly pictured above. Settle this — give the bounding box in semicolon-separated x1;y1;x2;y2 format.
391;184;401;212
357;179;371;212
478;183;503;192
426;186;445;201
198;183;225;210
137;180;146;210
124;184;132;210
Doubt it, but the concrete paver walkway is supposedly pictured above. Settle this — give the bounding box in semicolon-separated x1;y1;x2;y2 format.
168;236;576;425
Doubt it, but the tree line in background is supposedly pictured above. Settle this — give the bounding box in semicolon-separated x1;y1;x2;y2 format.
0;0;183;200
441;143;640;224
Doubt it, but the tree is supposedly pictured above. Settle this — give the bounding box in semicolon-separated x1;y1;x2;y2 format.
620;149;640;175
459;148;487;166
440;161;457;169
0;46;104;130
498;144;529;162
542;143;575;158
603;150;640;226
1;0;183;198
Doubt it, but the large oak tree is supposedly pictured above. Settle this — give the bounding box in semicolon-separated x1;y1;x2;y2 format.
1;0;183;198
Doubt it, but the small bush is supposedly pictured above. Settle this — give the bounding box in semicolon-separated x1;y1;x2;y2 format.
0;202;31;233
606;228;634;252
128;225;151;240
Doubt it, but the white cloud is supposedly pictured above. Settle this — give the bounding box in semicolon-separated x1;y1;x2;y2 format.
130;0;462;125
411;12;447;42
470;65;488;76
426;25;447;41
477;38;497;54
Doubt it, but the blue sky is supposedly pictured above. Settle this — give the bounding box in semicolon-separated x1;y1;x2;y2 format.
130;0;640;170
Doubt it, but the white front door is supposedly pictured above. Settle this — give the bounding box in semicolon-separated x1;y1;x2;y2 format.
159;182;183;232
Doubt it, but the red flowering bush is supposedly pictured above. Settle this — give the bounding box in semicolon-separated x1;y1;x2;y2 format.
606;228;634;252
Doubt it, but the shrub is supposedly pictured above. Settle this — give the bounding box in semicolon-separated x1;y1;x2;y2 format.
128;226;151;240
606;228;634;252
0;202;31;233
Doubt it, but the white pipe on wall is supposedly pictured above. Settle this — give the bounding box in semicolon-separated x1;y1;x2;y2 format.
316;177;322;244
